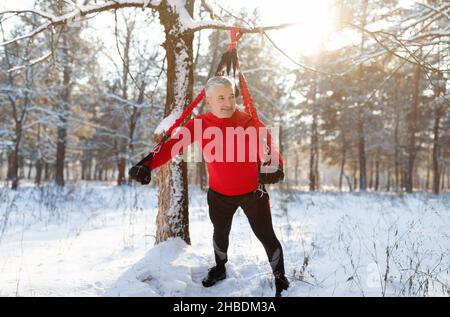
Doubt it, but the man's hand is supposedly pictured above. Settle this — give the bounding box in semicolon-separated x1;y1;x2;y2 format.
128;164;151;185
258;165;284;184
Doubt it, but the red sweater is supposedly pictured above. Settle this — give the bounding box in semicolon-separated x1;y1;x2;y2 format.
148;109;283;196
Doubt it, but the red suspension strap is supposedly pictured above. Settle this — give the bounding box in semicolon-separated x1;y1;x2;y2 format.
165;89;206;138
228;27;242;52
239;67;273;162
228;28;273;161
220;27;263;128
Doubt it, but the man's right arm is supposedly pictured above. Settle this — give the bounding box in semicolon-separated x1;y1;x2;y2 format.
147;117;195;170
142;117;196;171
129;117;196;184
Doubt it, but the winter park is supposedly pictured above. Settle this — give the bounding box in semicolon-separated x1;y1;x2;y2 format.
0;0;449;299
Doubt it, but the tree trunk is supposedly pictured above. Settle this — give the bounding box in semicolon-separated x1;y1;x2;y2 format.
3;31;26;189
98;167;103;181
0;153;3;180
87;155;92;181
394;105;400;192
27;154;33;179
44;162;49;180
375;155;379;191
447;168;450;190
7;151;12;181
386;169;391;192
81;158;86;180
55;124;67;186
65;162;70;182
309;113;319;191
55;32;71;187
127;83;145;185
357;0;368;192
432;106;441;194
401;171;406;191
339;133;346;192
406;60;421;193
346;174;353;192
18;155;24;179
358;118;367;191
309;73;319;191
441;166;446;191
154;1;195;245
10;122;22;189
35;157;42;186
198;162;207;190
117;156;126;185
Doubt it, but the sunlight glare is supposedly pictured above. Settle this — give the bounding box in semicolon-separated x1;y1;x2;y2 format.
258;0;337;58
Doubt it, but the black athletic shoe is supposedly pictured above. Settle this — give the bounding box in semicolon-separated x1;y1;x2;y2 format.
274;273;290;297
202;265;226;287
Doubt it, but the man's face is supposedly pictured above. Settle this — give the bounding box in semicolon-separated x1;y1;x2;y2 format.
206;84;236;118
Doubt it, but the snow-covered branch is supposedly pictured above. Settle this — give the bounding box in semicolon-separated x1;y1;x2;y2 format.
346;22;449;72
414;1;450;21
103;92;153;109
0;0;161;47
7;51;52;73
185;20;301;34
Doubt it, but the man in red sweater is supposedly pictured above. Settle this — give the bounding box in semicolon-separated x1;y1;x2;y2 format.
129;76;289;297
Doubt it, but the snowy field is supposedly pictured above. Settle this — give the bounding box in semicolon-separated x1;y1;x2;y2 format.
0;182;449;297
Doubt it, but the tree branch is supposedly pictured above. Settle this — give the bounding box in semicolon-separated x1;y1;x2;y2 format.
0;0;160;46
185;20;301;35
414;1;450;21
7;51;52;73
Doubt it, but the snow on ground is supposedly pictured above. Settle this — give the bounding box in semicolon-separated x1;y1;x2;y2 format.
0;181;449;297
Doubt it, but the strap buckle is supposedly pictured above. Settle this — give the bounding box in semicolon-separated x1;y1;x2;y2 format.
255;183;268;198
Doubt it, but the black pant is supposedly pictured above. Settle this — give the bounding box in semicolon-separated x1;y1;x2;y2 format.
207;187;285;275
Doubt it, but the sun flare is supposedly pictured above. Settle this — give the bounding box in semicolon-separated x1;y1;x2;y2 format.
257;0;339;58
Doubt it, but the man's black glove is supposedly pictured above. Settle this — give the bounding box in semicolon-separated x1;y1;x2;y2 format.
128;164;151;185
258;165;284;184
